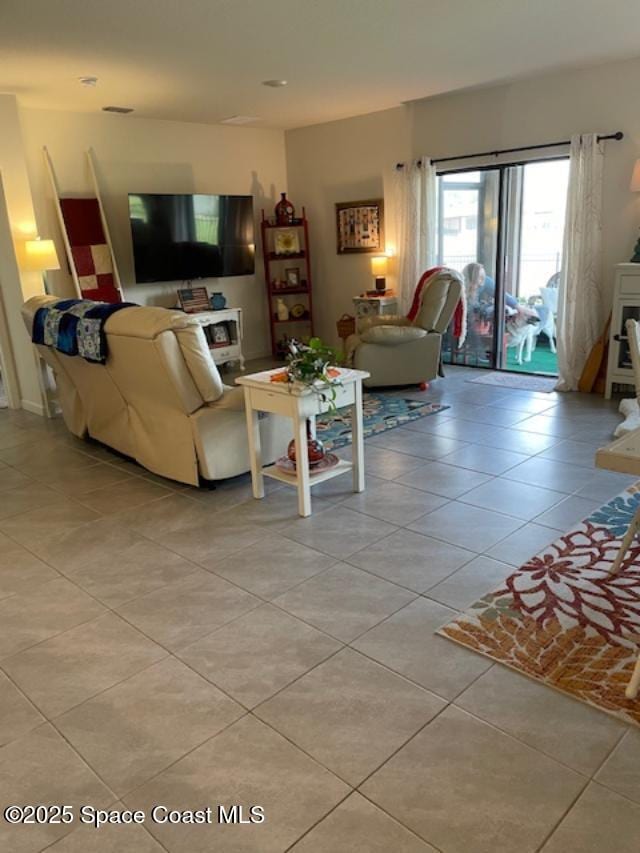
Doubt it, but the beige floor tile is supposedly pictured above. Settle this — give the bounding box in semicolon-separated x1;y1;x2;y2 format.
0;724;113;853
79;477;173;515
347;529;475;592
368;428;469;460
438;443;528;475
0;670;45;746
225;488;334;531
156;514;268;564
282;505;398;559
595;729;640;804
458;478;565;521
65;538;200;607
361;705;585;853
456;665;626;775
0;577;106;659
485;522;558;567
309;471;387;502
341;481;449;525
255;648;444;785
353;598;492;699
38;462;133;496
0;498;101;550
290;792;436;852
179;603;341;707
116;571;260;650
425;555;512;610
2;613;167;717
408;502;522;552
534;494;601;531
395;461;492;499
0;440;93;473
46;818;164;852
0;466;34;492
56;657;244;795
0;532;59;600
203;533;335;599
125;715;349;853
502;455;594;493
0;481;72;520
351;444;423;480
274;563;415;642
541;783;640;853
574;469;639;503
115;493;206;539
539;438;600;468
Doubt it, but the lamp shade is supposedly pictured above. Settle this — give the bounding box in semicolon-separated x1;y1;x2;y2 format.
23;238;60;272
370;256;388;276
631;159;640;193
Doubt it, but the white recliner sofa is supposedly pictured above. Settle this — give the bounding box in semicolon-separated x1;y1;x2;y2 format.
348;267;463;388
22;295;289;486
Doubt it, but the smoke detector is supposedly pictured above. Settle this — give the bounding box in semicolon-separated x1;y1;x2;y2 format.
102;106;134;114
262;79;287;88
220;115;261;125
79;76;98;87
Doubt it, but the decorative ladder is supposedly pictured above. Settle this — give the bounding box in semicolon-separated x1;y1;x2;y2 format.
42;146;124;303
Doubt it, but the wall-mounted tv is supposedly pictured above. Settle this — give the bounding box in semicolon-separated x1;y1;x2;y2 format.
128;193;254;283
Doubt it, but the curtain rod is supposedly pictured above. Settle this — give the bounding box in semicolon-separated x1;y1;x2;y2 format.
395;131;624;169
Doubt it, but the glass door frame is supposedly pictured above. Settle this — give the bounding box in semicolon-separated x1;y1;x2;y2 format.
436;155;569;375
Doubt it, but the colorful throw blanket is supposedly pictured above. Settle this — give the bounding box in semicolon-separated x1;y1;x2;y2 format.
32;299;136;364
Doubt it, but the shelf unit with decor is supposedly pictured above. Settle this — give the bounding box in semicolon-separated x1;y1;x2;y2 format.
605;263;640;398
261;208;314;358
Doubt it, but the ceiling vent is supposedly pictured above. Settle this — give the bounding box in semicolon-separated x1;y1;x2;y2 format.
102;106;134;114
220;115;261;125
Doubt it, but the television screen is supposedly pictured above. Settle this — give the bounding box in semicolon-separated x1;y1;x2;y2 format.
128;193;254;283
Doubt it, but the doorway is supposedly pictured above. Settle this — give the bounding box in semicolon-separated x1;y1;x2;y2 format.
439;158;569;376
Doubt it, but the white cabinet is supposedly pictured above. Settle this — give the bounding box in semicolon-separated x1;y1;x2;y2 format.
605;264;640;398
191;308;245;371
352;294;399;332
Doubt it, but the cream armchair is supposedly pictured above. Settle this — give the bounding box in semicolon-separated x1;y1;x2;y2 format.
347;268;463;388
22;295;289;486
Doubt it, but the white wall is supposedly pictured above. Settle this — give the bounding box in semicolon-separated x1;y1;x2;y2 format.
19;108;288;359
0;95;45;413
286;55;640;346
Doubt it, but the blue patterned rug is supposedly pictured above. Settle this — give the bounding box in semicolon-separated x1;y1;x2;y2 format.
316;393;449;451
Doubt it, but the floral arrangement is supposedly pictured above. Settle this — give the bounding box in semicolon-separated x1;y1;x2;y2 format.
271;337;342;410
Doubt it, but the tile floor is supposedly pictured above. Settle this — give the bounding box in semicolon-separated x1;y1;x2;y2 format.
1;365;640;852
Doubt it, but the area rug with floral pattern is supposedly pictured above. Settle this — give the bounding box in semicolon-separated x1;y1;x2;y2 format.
316;393;449;451
438;483;640;726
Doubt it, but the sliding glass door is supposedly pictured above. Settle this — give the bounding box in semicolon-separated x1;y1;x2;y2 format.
439;159;569;376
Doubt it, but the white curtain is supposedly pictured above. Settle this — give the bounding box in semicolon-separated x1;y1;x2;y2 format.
392;157;438;313
556;133;605;391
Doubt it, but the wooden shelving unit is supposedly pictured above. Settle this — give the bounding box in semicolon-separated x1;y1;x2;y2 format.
261;208;314;358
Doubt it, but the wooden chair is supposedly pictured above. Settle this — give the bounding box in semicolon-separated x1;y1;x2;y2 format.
609;317;640;698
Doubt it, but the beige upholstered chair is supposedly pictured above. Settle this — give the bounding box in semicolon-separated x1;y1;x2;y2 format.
22;295;289;485
347;267;463;388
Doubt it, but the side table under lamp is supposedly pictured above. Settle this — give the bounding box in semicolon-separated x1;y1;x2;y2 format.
22;237;60;416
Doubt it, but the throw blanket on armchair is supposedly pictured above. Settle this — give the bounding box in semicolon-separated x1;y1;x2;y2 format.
32;298;136;364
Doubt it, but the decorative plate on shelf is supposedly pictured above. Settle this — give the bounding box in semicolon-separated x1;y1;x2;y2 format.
290;303;306;319
275;452;340;474
274;229;300;255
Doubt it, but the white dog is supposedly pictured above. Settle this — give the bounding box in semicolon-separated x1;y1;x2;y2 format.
505;307;539;364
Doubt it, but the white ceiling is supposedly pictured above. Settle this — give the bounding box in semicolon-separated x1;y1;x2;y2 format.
2;0;639;129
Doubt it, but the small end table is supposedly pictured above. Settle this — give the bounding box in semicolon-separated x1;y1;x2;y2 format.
236;367;369;517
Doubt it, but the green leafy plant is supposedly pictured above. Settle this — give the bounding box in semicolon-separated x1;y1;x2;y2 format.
285;337;343;411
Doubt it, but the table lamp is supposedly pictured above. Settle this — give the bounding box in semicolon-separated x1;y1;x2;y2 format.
630;160;640;263
22;238;60;292
371;255;388;292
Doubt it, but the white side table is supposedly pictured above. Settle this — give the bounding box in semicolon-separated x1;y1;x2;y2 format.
236;367;369;517
352;294;399;333
190;308;245;371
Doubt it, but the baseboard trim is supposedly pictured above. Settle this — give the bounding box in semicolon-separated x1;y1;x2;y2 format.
21;399;45;417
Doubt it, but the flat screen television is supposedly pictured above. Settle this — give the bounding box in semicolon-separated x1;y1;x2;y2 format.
128;193;254;283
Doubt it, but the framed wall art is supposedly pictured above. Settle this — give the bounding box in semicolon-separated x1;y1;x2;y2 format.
335;199;384;254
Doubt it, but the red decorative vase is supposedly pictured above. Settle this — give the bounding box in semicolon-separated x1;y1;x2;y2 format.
275;192;295;225
287;420;325;468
